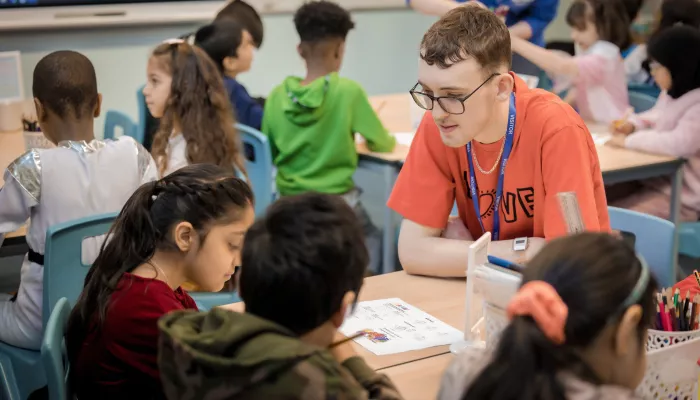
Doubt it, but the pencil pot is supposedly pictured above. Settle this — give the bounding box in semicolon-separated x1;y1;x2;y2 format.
646;328;700;351
23;131;54;150
483;302;509;349
637;334;700;399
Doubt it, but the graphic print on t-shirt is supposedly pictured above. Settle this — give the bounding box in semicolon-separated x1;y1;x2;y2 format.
463;170;534;224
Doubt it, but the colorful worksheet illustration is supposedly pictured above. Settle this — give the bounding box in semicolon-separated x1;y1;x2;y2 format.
339;298;463;355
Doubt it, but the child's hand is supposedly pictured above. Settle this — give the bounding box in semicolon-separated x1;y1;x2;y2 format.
442;216;474;241
330;331;358;363
606;134;627;148
462;1;487;9
609;121;635;135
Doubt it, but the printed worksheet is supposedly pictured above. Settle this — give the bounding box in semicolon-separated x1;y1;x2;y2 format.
339;298;463;355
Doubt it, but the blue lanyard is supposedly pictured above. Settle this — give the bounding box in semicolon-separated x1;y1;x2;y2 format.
465;93;516;241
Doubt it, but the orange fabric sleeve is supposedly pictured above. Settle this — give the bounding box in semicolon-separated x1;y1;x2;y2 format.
387;114;455;229
540;123;609;238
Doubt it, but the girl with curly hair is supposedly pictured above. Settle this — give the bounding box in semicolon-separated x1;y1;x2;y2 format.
143;40;247;180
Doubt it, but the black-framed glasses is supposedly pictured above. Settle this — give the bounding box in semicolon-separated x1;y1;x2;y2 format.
409;73;499;115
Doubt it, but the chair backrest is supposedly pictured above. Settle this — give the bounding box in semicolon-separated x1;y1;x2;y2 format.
628;91;657;113
43;212;118;328
628;82;661;99
608;207;675;287
103;110;138;142
237;123;275;216
40;298;71;400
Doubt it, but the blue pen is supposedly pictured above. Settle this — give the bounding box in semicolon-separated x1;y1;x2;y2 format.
487;255;525;273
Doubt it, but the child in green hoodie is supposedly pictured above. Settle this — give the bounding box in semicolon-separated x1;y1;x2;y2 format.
262;0;396;273
158;193;403;400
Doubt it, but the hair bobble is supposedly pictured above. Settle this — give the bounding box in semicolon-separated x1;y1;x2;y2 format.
507;281;569;345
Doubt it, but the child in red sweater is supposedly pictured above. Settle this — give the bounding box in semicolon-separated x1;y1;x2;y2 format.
66;164;255;400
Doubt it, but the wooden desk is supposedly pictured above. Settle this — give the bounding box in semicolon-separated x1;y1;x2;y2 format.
361;93;684;275
221;272;465;370
0;130;28;239
380;353;453;400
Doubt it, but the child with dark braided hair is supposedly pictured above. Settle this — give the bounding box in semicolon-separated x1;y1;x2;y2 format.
66;164;255;400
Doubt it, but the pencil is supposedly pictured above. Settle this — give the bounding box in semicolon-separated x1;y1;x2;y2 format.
612;107;634;130
691;299;697;331
694;270;700;288
329;332;365;348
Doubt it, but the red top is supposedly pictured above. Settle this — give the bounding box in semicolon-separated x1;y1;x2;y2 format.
72;273;198;400
389;74;611;239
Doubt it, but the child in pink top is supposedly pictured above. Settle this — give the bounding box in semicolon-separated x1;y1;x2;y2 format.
510;0;630;123
608;26;700;221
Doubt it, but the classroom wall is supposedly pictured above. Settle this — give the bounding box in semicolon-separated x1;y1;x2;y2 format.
1;3;574;138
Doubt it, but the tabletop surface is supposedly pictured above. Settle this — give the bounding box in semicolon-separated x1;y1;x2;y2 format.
381;353;454;400
361;93;681;172
221;271;466;370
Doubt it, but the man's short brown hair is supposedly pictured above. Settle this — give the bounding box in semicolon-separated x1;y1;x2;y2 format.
420;6;512;71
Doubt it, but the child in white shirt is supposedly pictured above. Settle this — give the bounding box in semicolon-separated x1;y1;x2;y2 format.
142;40;247;180
0;51;157;350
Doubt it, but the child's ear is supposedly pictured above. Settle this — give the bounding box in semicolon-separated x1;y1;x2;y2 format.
34;98;46;122
613;305;643;357
296;43;305;59
495;73;515;102
94;93;102;118
173;221;196;253
330;291;357;328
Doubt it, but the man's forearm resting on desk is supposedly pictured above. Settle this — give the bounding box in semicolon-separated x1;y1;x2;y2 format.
397;219;545;277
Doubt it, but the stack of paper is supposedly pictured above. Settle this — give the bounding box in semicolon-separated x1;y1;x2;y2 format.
339;298;463;355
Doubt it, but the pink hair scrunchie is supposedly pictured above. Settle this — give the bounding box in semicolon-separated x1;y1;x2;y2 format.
506;281;569;345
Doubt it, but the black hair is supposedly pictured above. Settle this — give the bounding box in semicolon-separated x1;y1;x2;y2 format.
294;0;355;43
657;0;700;33
215;0;264;48
32;50;98;120
566;0;632;50
648;25;700;99
462;233;657;400
239;193;368;335
66;164;254;364
195;21;245;72
621;0;644;23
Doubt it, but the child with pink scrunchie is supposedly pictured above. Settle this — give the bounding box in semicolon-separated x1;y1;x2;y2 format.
438;232;658;400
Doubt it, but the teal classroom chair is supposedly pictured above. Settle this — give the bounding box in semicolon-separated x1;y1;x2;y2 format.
678;223;700;259
237;123;275;216
608;207;676;287
0;213;117;400
191;292;241;311
103;110;138;142
40;298;71;400
628;82;661;99
628;91;657;113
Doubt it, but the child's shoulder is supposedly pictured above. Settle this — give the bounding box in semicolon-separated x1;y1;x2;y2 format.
585;41;622;59
5;149;42;199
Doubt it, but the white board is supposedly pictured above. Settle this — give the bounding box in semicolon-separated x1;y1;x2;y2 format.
0;0;406;32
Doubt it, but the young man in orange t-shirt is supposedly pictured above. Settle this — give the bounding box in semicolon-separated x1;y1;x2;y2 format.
388;6;610;277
